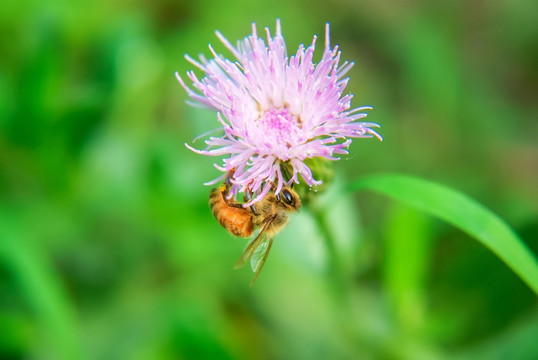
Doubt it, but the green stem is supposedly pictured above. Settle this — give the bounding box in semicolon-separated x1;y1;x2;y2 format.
308;201;348;298
309;199;382;355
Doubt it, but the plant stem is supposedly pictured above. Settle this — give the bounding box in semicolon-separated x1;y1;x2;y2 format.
308;200;348;299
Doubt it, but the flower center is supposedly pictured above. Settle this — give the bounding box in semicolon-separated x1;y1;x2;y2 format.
258;108;302;148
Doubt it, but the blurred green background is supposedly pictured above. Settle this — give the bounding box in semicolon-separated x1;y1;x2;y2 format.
1;0;537;359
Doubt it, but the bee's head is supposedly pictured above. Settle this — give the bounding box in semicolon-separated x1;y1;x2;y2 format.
276;188;301;211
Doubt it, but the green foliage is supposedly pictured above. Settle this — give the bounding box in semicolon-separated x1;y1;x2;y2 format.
1;0;537;359
350;174;538;294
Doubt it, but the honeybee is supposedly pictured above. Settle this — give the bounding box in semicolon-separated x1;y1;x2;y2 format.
209;170;301;285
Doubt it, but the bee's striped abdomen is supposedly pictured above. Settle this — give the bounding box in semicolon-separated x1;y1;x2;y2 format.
209;188;254;238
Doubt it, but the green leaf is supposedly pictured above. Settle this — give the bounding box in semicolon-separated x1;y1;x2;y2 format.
349;173;538;295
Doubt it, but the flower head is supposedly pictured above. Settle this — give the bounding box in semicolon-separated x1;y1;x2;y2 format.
177;20;381;205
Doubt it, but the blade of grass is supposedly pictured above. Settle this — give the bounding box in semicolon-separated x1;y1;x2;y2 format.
383;203;430;334
349;173;538;295
0;210;83;359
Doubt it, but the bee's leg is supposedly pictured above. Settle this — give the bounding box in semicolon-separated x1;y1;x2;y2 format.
221;168;244;209
223;168;236;192
222;194;244;209
245;187;259;215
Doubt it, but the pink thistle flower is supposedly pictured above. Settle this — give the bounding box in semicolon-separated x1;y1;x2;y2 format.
177;20;382;205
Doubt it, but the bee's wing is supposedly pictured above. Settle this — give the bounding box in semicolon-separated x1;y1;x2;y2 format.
234;214;276;269
250;236;270;273
249;236;274;286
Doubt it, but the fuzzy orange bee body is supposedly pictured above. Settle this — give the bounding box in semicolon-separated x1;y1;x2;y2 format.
208;172;301;285
209;187;254;238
